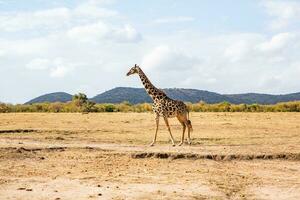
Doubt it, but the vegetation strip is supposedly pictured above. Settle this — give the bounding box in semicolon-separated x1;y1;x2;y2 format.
2;98;300;113
131;152;300;161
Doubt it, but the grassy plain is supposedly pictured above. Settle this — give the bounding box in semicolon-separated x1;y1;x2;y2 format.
0;112;299;199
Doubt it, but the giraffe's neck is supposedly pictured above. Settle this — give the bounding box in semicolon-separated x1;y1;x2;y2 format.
137;69;166;101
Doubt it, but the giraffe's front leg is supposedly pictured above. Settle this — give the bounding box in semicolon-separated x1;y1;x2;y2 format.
149;114;159;146
187;127;192;145
176;115;186;146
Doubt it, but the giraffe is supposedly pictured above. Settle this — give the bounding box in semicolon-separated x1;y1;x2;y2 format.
126;64;193;146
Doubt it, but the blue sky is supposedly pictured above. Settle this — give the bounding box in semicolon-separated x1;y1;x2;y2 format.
0;0;300;103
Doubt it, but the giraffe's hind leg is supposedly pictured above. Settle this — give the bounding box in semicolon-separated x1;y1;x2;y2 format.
177;113;192;145
163;117;175;146
186;118;192;145
186;121;192;145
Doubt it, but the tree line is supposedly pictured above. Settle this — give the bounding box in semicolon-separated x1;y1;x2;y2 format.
1;93;300;113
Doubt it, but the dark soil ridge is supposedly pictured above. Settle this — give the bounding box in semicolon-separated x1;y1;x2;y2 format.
0;129;38;134
0;147;67;153
0;129;102;134
131;152;300;161
1;146;299;161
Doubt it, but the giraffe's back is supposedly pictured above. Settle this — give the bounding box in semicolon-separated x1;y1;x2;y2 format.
153;98;188;118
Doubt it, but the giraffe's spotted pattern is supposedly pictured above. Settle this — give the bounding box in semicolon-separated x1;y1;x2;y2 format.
152;97;188;118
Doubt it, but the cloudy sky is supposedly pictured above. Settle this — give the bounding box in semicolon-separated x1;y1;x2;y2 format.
0;0;300;103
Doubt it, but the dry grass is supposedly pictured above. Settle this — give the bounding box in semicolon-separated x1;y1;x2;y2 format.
0;112;299;199
0;112;299;153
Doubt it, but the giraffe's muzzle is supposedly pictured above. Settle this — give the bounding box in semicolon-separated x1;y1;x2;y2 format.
126;72;131;76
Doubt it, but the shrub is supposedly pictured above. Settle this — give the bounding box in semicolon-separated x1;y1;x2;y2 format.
0;103;10;113
104;104;116;112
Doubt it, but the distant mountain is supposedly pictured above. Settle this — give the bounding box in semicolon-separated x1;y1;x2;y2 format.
91;87;300;104
90;87;237;104
25;88;300;105
163;88;238;104
90;87;152;104
225;92;300;104
25;92;72;104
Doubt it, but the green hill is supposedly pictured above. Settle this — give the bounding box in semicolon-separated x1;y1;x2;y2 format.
91;88;300;104
90;87;237;104
225;92;300;104
25;92;72;104
25;88;300;105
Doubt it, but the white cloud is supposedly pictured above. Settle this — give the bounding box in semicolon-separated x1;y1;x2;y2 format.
74;1;118;19
153;16;195;24
111;24;141;42
262;0;300;30
0;1;118;32
222;32;297;63
67;22;141;43
257;32;295;52
0;1;141;57
0;37;50;57
224;40;252;62
26;58;51;70
25;58;75;78
0;8;71;32
66;21;110;42
141;45;199;71
49;58;74;78
50;66;71;78
0;49;5;57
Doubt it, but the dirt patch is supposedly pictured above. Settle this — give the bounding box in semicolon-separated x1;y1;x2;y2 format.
0;177;223;200
0;145;299;199
0;178;102;200
250;185;300;200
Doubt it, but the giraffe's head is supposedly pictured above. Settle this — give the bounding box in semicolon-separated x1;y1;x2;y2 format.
126;64;140;76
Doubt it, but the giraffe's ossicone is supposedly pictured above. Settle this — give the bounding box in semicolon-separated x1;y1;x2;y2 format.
127;64;193;146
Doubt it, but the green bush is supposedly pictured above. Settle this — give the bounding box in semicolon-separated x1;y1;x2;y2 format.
104;104;116;112
0;103;10;113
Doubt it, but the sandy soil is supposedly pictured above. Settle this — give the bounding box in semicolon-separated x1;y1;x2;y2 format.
0;113;299;199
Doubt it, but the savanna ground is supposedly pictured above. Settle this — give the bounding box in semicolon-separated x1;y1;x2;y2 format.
0;112;299;200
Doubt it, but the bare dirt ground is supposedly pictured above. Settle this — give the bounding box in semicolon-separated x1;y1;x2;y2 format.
0;112;299;199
